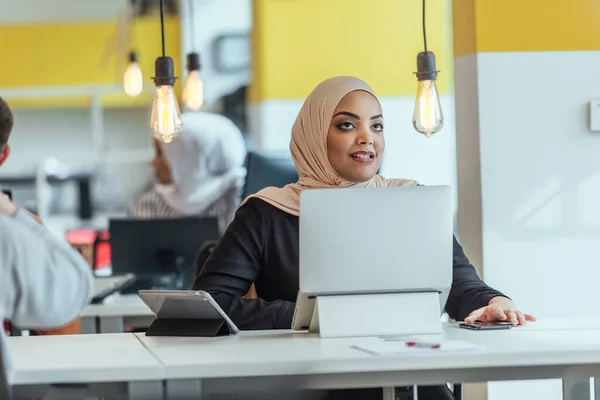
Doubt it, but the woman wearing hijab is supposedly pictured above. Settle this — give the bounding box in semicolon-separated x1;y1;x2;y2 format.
130;112;247;234
193;77;534;399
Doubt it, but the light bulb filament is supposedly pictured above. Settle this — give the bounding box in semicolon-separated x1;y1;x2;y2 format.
151;85;183;143
413;80;443;136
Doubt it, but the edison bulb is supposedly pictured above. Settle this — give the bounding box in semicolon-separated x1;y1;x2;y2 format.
412;80;443;137
123;62;143;97
150;85;183;143
182;70;204;111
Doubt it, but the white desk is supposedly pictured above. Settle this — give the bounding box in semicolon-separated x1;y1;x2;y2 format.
81;293;154;334
10;320;600;400
136;322;600;400
9;333;164;400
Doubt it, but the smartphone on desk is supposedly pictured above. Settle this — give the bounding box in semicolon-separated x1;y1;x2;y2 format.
459;321;513;331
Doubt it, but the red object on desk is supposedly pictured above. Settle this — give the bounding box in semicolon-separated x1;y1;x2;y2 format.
65;229;112;272
65;229;96;244
65;229;96;269
94;229;111;271
406;341;441;349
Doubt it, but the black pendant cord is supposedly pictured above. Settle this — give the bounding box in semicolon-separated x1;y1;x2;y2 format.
160;0;166;57
189;0;196;50
422;0;428;52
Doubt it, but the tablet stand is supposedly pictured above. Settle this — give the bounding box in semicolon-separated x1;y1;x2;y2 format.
145;318;230;337
308;291;442;338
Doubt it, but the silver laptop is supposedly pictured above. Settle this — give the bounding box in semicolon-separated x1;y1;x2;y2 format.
299;185;453;298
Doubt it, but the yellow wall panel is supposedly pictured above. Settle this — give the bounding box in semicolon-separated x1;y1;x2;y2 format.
476;0;600;52
251;0;453;102
453;0;600;56
0;17;181;109
6;93;155;110
6;97;91;109
452;0;477;57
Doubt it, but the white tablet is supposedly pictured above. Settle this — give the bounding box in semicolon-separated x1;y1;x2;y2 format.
138;290;239;334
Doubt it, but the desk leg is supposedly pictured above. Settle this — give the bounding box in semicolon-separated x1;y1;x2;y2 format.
382;387;395;400
99;316;124;333
42;384;88;400
129;380;164;400
166;379;202;400
563;378;591;400
79;316;97;334
76;178;92;220
391;386;418;400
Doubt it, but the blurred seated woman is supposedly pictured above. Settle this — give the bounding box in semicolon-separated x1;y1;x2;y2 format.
130;112;247;234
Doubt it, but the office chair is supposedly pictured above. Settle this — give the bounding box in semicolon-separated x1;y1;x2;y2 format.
242;151;298;198
394;385;459;400
195;241;219;280
453;384;463;400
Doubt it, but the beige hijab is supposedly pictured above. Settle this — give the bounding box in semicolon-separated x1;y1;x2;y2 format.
244;76;417;216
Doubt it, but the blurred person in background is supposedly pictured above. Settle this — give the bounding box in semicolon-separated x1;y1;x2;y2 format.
131;112;247;234
0;97;93;390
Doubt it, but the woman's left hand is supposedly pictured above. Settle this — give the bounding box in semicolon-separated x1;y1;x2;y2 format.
464;297;536;326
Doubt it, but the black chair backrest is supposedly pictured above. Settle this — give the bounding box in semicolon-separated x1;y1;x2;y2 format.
242;151;298;198
194;241;219;282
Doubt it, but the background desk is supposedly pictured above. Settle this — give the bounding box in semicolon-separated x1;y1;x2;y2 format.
80;293;154;334
0;170;93;220
10;333;164;400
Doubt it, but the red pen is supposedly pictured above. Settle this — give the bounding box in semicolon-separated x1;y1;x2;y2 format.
406;341;441;349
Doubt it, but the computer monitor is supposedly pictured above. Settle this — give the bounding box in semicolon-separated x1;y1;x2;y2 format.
242;151;298;198
109;218;219;292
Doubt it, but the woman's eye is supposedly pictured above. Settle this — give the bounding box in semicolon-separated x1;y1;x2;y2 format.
336;122;355;130
373;123;383;132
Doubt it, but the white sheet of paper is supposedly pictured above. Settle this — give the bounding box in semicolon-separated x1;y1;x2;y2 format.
352;339;483;356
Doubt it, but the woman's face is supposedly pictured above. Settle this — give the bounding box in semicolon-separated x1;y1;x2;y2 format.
151;140;173;184
326;90;384;183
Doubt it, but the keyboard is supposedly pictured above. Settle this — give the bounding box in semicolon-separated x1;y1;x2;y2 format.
92;273;136;304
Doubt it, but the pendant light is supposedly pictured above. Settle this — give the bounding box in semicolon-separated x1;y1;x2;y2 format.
150;0;183;144
123;51;143;97
182;0;204;111
412;0;443;137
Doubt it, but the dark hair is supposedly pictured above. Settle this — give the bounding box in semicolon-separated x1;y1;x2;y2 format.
0;97;13;149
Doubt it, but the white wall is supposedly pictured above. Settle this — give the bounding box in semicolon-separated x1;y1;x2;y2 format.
180;0;251;106
479;50;600;319
456;50;600;400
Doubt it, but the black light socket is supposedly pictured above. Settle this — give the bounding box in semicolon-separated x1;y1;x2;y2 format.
187;52;201;72
415;51;439;81
128;51;138;63
152;56;177;86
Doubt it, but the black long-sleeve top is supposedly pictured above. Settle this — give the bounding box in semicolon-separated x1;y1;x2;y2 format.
193;198;506;330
